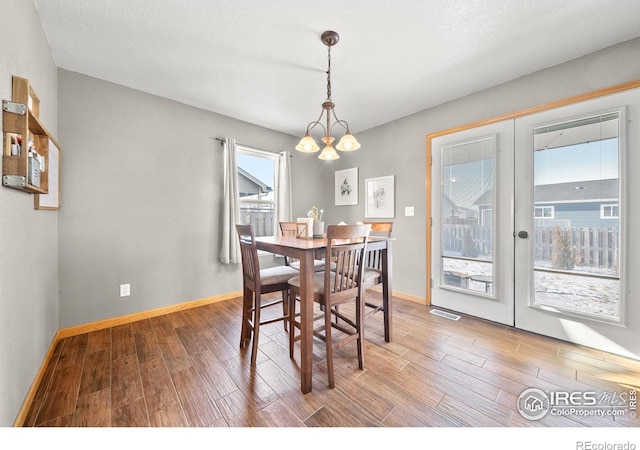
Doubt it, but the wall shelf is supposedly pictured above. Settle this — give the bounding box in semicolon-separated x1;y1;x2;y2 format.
2;76;60;208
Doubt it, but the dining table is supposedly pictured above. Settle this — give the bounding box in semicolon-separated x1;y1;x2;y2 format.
254;234;393;394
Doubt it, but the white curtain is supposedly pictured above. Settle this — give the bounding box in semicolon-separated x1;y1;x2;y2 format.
275;150;293;227
220;137;240;264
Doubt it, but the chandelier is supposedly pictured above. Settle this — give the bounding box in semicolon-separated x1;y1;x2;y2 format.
295;30;361;160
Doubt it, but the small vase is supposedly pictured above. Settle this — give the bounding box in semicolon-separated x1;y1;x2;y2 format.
313;221;324;238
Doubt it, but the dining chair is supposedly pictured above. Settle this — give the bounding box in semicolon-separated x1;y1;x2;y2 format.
287;224;371;388
236;224;300;365
361;222;393;334
279;221;326;272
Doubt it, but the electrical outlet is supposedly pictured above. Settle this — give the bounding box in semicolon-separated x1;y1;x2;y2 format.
405;206;415;216
119;283;130;297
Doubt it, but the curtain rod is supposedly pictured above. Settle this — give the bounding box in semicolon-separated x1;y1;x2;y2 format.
212;137;293;157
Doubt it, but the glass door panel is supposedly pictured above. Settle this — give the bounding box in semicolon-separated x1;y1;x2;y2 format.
441;136;495;296
532;113;621;321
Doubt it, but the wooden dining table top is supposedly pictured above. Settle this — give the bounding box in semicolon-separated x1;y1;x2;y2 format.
255;234;392;250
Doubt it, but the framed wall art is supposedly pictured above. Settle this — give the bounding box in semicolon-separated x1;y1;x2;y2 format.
34;139;61;210
365;175;395;218
335;167;358;206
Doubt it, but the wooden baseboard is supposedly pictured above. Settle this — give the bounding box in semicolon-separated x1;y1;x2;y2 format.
13;291;242;426
56;291;242;339
368;285;427;305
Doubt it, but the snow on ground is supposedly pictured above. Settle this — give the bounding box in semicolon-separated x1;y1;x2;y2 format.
442;258;620;319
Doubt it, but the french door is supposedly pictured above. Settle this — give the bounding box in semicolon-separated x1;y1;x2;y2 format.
431;86;640;359
431;120;515;326
513;89;639;359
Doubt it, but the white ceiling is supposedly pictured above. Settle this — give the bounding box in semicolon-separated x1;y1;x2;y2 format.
33;0;640;137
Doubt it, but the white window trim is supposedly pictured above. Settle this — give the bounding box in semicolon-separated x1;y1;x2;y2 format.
534;205;554;219
600;203;619;219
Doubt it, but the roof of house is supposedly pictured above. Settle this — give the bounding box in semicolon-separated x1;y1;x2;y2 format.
238;167;272;197
473;178;618;206
534;178;618;203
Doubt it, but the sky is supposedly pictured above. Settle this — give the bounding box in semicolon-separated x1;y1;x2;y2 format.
534;138;618;185
237;152;275;188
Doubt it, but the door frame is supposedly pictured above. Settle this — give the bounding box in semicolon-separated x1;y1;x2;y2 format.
425;79;640;306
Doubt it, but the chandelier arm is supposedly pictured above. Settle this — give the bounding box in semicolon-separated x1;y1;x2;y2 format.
328;109;351;134
305;108;328;135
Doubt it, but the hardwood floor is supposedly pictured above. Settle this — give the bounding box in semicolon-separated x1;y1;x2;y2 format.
23;291;640;427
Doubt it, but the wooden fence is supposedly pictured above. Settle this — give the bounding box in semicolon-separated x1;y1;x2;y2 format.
533;226;619;270
240;205;274;237
442;225;492;258
443;225;619;269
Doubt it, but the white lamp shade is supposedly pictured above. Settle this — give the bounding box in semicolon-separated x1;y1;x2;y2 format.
295;134;320;153
335;132;361;151
318;144;340;160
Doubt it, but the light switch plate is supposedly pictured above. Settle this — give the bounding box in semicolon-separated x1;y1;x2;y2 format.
120;284;130;297
405;206;415;216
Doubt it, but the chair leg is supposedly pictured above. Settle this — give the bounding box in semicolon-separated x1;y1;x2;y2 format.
250;292;261;365
356;293;365;370
282;289;289;331
240;287;252;349
324;301;335;389
289;291;296;358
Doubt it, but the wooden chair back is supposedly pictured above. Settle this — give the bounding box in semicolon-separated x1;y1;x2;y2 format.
362;221;393;271
363;221;393;237
236;224;260;291
279;221;299;266
324;224;371;301
279;221;298;237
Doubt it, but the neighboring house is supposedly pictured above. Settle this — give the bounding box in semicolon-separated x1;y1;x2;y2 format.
472;190;494;227
533;178;619;228
442;193;478;225
237;167;275;236
474;178;619;228
238;167;272;199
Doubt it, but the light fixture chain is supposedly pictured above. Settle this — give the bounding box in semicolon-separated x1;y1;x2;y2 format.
326;44;332;101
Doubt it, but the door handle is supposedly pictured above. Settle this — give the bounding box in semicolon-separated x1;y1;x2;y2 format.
518;231;528;239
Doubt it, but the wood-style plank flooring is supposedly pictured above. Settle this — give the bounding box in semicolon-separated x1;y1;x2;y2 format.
23;291;640;427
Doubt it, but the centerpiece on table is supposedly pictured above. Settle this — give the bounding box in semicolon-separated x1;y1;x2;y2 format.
308;206;325;238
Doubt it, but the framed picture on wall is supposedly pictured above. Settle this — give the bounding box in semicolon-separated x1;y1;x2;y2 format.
365;175;395;218
335;167;358;206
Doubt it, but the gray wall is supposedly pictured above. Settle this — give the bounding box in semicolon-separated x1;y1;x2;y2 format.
0;0;59;426
321;37;640;299
58;70;320;328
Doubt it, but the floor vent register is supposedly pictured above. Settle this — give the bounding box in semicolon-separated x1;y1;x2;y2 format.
429;309;461;321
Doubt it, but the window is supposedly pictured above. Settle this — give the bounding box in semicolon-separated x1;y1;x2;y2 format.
534;206;554;219
601;204;619;219
236;145;277;237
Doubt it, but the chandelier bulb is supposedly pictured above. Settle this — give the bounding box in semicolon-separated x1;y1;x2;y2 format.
295;133;320;153
336;132;361;152
318;143;340;160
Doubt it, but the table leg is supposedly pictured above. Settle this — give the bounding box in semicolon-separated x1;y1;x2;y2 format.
299;251;314;393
